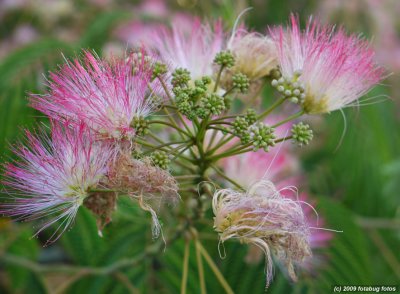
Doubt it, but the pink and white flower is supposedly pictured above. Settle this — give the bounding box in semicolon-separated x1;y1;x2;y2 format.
147;17;224;79
270;14;385;113
1;122;114;243
31;51;161;140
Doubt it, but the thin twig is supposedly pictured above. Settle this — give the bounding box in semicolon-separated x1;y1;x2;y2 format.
196;240;234;294
368;229;400;279
195;240;207;294
181;239;190;294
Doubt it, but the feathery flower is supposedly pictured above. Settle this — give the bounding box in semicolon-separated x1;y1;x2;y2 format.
270;14;385;113
1;122;114;243
107;152;179;238
224;32;278;82
31;51;161;140
148;17;224;79
212;180;312;285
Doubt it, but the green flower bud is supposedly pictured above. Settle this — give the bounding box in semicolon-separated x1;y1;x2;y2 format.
232;73;250;93
171;68;191;87
248;122;276;151
214;51;235;68
151;61;168;80
291;122;313;146
198;93;225;118
270;68;282;79
150;151;170;170
232;116;251;144
245;108;257;125
131;116;149;136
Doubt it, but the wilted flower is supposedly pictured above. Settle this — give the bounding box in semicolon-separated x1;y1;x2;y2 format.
31;51;161;140
148;17;224;79
270;14;384;114
107;151;179;238
212;180;312;285
1;122;114;243
219;119;332;270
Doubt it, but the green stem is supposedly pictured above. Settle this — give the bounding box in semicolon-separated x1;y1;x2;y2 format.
206;134;235;155
195;240;207;294
209;143;252;161
213;65;224;92
196;240;234;294
148;120;192;137
158;76;194;136
181;239;190;294
208;127;235;135
206;129;219;151
207;121;233;127
210;164;245;191
258;97;287;120
272;111;304;128
222;86;235;97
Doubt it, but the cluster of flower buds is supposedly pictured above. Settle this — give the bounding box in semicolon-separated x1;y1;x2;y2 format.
172;70;226;120
271;71;306;104
291;122;314;146
232;111;276;151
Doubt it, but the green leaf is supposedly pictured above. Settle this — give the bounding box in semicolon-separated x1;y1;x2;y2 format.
60;207;105;265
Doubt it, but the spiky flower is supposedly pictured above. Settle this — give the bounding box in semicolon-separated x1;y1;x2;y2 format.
212;180;312;285
31;51;161;140
149;17;224;79
270;14;384;113
1;122;114;243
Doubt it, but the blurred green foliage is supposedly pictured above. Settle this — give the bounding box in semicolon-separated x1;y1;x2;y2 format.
0;0;399;293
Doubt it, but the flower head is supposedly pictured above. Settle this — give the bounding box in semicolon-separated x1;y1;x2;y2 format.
227;31;278;81
212;180;312;285
31;51;161;140
270;14;385;113
148;17;224;79
1;122;114;244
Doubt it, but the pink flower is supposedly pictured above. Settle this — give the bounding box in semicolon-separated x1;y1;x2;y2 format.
270;14;385;114
31;51;161;140
1;122;114;244
147;17;224;79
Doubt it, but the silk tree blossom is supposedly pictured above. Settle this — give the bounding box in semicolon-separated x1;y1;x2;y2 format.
212;180;312;285
219;116;332;265
220;150;332;251
31;51;161;140
221;31;278;90
148;17;224;79
270;14;385;114
1;122;115;244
